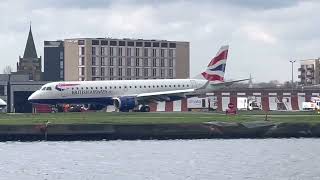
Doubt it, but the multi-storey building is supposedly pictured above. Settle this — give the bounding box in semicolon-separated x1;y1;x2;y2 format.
63;38;189;81
43;40;64;81
298;58;320;85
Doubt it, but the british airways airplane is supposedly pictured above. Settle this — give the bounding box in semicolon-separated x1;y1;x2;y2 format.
28;45;246;112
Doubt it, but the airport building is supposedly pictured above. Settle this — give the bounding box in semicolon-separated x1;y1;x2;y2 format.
298;58;320;85
62;38;189;81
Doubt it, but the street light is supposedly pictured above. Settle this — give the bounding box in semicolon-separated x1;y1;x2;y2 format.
289;60;296;93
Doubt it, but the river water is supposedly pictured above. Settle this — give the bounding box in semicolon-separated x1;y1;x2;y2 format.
0;139;319;180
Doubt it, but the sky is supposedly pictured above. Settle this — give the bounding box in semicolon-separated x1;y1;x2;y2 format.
0;0;319;82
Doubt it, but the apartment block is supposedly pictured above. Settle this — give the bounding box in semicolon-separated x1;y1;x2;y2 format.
63;38;189;81
298;58;320;85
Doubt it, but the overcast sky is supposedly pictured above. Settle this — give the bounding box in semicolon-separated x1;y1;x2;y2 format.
0;0;319;82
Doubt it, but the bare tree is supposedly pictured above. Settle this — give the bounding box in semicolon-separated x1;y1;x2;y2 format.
3;65;12;74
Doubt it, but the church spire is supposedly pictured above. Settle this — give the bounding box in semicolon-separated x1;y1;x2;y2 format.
23;23;38;58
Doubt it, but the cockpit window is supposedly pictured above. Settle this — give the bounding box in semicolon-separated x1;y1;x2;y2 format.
41;87;46;90
46;87;52;91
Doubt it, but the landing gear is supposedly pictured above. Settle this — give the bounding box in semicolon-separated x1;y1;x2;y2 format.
140;105;150;112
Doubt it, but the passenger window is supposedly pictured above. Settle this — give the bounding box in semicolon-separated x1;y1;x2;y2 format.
178;85;180;87
153;85;155;88
148;86;150;88
72;88;74;90
105;87;107;89
119;86;121;89
174;85;176;87
165;85;167;87
86;87;88;89
100;87;103;89
124;86;127;88
81;87;84;90
95;87;98;89
169;85;171;87
110;86;112;89
135;86;137;88
114;86;117;89
187;84;189;87
182;85;185;87
144;86;146;88
129;86;132;88
91;87;93;89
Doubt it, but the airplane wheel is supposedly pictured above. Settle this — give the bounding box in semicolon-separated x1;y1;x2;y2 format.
140;106;150;112
144;106;150;112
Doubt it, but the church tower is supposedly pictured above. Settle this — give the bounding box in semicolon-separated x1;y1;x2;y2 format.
16;24;42;81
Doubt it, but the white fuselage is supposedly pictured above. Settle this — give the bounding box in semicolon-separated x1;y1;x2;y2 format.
28;79;208;105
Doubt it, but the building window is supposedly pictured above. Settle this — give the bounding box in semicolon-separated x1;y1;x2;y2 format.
152;68;157;77
118;68;122;76
92;57;97;66
153;42;159;47
79;67;85;76
169;69;173;77
101;40;108;45
160;59;164;67
135;58;140;66
60;70;64;79
160;49;165;57
59;51;63;59
169;59;173;67
143;58;148;67
128;41;134;46
92;47;96;55
80;47;85;55
169;49;174;57
79;57;85;66
143;68;148;77
127;68;131;76
152;49;156;57
101;57;105;66
119;41;125;46
101;47;105;55
144;48;148;57
110;41;117;46
118;48;123;56
161;43;168;48
135;48;140;57
60;61;63;69
78;40;85;45
144;42;151;47
152;59;157;67
126;48;131;56
160;69;164;78
109;58;114;66
169;43;176;48
92;40;99;45
101;68;105;76
92;67;97;76
126;58;131;66
135;68;140;76
109;47;114;56
136;42;143;47
109;68;114;76
118;58;123;66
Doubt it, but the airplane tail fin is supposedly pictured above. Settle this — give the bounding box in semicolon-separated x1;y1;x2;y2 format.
194;45;229;84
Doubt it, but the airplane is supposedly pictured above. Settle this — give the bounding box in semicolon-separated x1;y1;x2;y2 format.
28;45;247;112
0;98;7;109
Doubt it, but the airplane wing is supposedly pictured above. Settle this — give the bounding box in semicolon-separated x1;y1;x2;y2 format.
136;89;195;103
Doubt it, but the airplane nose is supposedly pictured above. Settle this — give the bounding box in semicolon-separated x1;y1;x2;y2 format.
28;91;38;102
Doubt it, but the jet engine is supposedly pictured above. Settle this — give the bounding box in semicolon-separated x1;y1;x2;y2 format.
113;97;138;111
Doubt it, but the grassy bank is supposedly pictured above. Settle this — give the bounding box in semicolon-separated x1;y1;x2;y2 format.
0;111;319;125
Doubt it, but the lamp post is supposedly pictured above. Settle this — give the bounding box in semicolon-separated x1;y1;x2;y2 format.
289;60;296;93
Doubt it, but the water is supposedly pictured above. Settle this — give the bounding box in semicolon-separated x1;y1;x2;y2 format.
0;139;319;180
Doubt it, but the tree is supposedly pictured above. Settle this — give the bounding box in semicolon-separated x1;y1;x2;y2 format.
3;65;12;74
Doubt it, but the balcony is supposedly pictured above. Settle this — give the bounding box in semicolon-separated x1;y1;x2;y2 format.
298;68;305;72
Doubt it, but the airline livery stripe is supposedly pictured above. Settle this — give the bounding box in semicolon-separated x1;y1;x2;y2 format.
201;72;224;81
209;64;226;72
208;50;228;67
